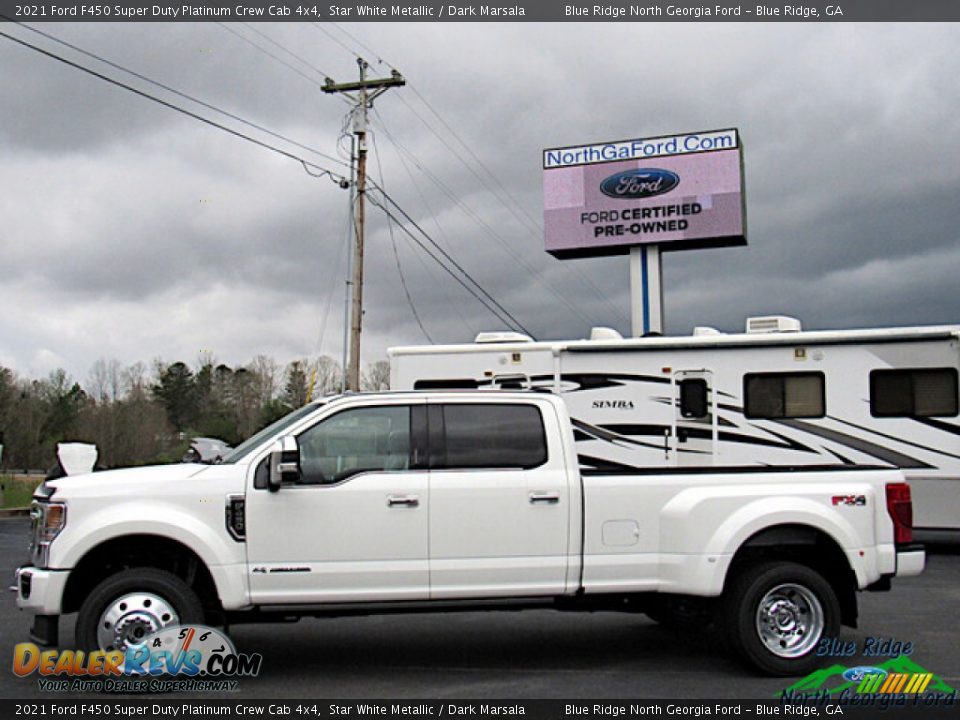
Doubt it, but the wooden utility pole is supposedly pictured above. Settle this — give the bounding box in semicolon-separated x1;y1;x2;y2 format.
323;59;405;391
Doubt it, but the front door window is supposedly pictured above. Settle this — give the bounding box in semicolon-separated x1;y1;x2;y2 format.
297;405;410;484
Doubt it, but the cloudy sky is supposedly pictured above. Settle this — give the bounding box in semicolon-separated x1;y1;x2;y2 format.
1;21;959;382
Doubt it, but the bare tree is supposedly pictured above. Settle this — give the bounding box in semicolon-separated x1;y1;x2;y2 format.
310;355;343;398
361;360;390;392
87;358;122;404
249;355;279;407
122;362;149;400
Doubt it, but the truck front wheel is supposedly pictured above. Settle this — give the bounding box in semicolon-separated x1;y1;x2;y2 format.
76;568;204;651
723;561;839;676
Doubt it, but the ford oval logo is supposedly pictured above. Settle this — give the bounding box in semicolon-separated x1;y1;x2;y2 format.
842;666;887;682
600;168;679;199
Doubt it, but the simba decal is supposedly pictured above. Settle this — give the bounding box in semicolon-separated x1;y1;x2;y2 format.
591;400;635;409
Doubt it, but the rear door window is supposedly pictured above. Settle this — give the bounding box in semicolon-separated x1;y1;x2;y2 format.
437;404;547;470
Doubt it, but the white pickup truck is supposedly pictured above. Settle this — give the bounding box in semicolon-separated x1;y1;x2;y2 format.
15;392;924;675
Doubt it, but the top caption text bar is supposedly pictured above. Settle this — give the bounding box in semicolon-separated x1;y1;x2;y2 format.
2;0;960;22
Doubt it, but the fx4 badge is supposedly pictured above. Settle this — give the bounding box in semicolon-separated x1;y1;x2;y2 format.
832;495;867;506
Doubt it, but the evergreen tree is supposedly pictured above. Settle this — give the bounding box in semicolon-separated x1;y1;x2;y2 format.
152;362;197;432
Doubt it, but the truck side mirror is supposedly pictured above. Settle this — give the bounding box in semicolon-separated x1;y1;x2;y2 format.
268;435;300;491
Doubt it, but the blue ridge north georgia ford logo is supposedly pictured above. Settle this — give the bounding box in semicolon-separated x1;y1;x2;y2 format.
600;168;680;199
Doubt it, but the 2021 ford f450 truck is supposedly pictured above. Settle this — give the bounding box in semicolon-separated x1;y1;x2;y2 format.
15;392;924;675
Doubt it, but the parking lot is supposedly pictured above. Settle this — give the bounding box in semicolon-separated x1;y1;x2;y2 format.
0;517;957;700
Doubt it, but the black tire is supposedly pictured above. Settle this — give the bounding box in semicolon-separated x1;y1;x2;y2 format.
722;561;840;677
76;567;204;651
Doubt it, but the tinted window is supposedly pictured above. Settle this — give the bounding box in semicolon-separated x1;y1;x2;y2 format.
440;404;547;470
413;379;479;390
296;405;411;484
679;378;709;419
870;368;958;418
493;374;530;390
744;372;825;419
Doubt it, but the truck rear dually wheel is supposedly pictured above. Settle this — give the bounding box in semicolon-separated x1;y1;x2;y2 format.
723;561;839;676
76;568;204;652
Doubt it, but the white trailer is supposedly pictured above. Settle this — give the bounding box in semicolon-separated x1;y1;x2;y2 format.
390;316;960;532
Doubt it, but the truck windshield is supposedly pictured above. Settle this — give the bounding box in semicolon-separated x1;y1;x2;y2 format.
219;402;325;464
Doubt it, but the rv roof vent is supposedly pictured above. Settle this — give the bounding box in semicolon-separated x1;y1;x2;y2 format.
693;326;722;337
474;331;534;344
746;315;802;334
590;326;624;341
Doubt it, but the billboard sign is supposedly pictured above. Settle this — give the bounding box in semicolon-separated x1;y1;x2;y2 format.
543;128;746;259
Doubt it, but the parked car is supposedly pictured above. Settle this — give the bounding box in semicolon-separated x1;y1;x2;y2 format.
181;437;232;464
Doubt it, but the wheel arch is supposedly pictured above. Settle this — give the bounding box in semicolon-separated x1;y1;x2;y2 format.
62;534;222;619
726;523;859;628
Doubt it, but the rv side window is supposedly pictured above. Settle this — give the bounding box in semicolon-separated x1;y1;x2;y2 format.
493;374;530;390
413;379;480;390
679;379;709;419
870;368;959;418
743;372;825;419
439;404;547;470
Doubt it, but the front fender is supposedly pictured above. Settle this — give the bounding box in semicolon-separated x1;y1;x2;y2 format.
49;502;249;610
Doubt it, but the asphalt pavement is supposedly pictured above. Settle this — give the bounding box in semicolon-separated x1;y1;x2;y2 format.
0;518;956;700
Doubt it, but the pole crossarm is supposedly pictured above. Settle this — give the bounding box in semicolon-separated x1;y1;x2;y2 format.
322;69;406;97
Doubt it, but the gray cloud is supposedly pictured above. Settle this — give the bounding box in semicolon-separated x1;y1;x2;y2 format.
1;21;959;382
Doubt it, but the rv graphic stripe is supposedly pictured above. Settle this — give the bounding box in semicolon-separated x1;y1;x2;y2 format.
827;416;960;461
915;417;960;439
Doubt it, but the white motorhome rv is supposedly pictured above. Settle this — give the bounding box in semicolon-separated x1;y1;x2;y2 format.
390;316;960;532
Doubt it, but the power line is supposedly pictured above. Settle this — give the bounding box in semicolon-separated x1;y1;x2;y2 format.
371;130;433;342
374;112;479;337
328;22;397;71
370;117;593;330
400;88;630;326
9;20;350;172
216;22;351;110
0;23;350;184
366;192;530;336
367;184;533;336
310;22;364;62
216;22;331;92
312;182;353;359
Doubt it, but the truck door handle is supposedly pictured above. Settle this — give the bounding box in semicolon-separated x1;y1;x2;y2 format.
529;492;560;505
387;495;419;508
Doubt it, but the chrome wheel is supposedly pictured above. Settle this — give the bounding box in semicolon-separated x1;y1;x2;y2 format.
755;583;824;658
97;592;179;652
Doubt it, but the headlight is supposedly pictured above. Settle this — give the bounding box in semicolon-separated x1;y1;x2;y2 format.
39;502;67;543
29;501;67;567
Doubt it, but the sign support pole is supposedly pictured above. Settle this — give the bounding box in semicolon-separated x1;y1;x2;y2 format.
630;245;663;336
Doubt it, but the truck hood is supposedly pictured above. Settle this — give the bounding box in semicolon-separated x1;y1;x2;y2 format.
45;463;212;497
